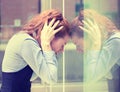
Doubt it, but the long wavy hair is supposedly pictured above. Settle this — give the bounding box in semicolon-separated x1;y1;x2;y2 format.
22;9;70;45
70;9;118;41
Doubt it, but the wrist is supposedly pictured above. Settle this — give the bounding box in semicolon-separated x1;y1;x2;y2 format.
41;42;52;51
91;42;101;50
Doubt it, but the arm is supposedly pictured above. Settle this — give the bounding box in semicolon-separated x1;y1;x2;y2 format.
22;18;63;84
85;38;120;83
20;39;58;84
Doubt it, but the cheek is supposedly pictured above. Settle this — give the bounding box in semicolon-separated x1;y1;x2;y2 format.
53;44;59;51
51;40;62;52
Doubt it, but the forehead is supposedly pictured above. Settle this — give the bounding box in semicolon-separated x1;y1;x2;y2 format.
72;33;81;39
55;35;70;43
64;34;70;40
61;35;70;44
70;23;84;38
71;34;83;42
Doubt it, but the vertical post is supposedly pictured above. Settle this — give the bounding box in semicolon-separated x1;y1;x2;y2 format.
62;0;65;92
0;0;1;44
41;0;50;12
49;1;52;92
50;1;52;92
118;0;120;29
0;0;1;32
50;0;52;9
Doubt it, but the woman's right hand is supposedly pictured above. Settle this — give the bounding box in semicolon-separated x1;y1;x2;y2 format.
40;18;63;51
79;18;102;50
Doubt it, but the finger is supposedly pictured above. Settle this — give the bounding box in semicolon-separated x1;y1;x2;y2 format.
53;26;63;34
85;18;94;27
93;19;99;28
43;20;48;29
78;25;92;37
52;20;60;29
41;21;49;35
79;26;91;35
82;20;95;33
79;26;96;41
92;19;101;35
49;18;56;27
82;20;93;30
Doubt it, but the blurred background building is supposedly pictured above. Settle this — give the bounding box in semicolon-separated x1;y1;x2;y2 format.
0;0;120;92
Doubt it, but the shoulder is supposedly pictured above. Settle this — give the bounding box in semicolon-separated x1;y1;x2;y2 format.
9;32;38;44
108;32;120;40
104;32;120;48
6;32;40;51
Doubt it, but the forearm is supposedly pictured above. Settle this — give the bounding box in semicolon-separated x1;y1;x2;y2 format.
41;42;52;51
40;51;58;84
84;50;100;82
20;39;58;84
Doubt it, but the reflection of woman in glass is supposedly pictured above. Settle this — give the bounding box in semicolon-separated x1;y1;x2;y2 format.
70;9;120;91
1;9;70;92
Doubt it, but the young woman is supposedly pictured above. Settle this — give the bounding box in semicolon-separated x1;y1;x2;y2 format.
70;9;120;91
1;9;70;92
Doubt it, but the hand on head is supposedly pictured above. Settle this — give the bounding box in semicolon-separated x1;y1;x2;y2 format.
41;18;63;51
79;18;102;50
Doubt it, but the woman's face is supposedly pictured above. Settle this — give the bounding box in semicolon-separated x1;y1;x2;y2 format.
51;35;70;54
72;34;92;53
71;34;84;53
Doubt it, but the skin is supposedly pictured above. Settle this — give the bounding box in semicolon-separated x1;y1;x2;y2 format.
40;18;70;54
71;34;84;53
51;35;70;54
71;33;94;53
80;19;101;51
71;19;102;53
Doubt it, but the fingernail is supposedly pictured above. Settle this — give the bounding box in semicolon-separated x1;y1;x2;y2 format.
57;20;60;23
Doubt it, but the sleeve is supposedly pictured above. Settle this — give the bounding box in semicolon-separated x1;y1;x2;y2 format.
84;38;120;83
20;39;58;84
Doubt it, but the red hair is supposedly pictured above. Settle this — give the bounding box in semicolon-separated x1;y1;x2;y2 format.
22;9;70;44
70;9;118;40
79;9;118;39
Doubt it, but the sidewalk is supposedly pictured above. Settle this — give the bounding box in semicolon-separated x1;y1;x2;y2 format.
31;82;108;92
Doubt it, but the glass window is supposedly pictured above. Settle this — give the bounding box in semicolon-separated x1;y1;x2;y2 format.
0;0;120;92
